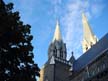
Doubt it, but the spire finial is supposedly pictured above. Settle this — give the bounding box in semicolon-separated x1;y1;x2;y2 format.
52;20;62;42
82;13;98;53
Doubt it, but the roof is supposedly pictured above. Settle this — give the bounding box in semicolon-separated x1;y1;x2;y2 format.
73;33;108;72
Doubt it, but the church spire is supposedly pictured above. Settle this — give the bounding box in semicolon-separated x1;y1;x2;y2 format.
52;20;62;42
82;13;94;39
48;20;67;60
82;13;98;53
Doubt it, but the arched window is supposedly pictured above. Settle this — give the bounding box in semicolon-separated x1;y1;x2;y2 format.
60;48;63;58
55;48;57;57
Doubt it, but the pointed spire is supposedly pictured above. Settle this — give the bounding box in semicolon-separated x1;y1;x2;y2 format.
82;13;98;53
52;20;62;42
82;13;94;40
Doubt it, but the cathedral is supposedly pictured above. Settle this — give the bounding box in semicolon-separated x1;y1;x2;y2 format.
39;13;108;81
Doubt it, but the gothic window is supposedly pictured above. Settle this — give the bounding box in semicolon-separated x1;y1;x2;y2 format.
59;48;63;58
55;48;57;56
60;51;63;58
53;50;57;57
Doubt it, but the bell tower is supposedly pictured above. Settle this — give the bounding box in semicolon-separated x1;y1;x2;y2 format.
48;20;67;60
39;20;72;81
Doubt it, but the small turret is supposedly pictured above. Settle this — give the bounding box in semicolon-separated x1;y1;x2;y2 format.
69;52;75;64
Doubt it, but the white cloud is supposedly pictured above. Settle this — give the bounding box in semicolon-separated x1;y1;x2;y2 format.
61;0;106;59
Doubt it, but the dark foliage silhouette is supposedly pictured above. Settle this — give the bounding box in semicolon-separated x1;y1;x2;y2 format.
0;0;40;81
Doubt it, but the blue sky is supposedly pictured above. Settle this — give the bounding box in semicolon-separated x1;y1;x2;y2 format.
4;0;108;68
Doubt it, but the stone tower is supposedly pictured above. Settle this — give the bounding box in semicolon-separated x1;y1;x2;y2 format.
82;13;98;53
48;20;67;60
39;21;75;81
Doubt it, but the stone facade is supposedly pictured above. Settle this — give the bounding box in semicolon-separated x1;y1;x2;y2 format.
39;57;72;81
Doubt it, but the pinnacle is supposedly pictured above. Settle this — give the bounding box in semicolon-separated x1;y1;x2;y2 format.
52;20;62;42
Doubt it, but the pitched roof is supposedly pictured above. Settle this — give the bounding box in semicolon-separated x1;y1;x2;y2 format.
73;33;108;72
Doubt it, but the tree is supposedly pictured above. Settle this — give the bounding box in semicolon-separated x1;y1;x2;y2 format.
0;0;40;81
